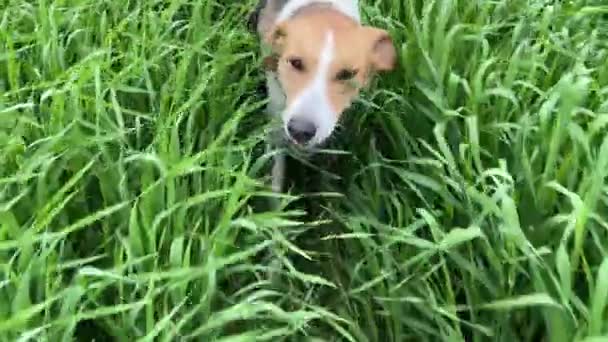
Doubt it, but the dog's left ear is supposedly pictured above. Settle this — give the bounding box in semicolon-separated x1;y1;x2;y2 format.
264;23;287;52
365;28;396;71
262;23;287;72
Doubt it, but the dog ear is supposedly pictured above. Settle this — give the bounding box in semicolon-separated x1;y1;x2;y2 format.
264;23;287;51
365;28;396;71
253;0;281;37
262;23;287;72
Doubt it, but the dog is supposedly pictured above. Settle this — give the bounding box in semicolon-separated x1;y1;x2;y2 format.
248;0;396;194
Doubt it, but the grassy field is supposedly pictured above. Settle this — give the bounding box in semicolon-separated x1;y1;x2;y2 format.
1;0;608;340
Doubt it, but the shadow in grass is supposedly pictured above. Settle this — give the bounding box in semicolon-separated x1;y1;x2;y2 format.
74;319;115;342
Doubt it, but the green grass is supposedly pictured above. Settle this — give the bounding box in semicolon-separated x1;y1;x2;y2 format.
1;0;608;340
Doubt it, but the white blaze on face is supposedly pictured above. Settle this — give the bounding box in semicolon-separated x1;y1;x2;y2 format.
283;30;336;146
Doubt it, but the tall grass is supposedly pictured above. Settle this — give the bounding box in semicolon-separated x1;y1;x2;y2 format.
1;0;607;340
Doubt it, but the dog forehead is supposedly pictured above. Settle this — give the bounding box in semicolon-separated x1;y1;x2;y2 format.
283;26;329;58
285;11;355;40
283;15;369;64
331;30;371;64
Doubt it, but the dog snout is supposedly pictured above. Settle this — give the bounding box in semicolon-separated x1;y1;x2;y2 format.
287;118;317;145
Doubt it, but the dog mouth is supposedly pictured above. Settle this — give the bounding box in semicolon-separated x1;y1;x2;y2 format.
285;134;316;150
284;132;333;155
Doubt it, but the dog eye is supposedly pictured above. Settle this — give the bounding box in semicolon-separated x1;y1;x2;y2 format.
287;57;305;71
335;68;358;81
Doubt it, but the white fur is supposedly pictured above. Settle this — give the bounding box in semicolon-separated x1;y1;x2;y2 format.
266;71;287;193
266;71;285;118
282;31;337;146
271;149;285;192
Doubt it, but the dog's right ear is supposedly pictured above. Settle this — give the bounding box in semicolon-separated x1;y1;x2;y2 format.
264;23;287;51
262;23;287;72
364;27;396;72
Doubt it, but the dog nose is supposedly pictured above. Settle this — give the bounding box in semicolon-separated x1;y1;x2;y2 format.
287;118;316;145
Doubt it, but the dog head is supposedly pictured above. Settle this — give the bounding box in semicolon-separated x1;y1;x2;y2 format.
264;6;396;147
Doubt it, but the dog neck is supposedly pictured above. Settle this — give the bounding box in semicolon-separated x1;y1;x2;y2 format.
275;0;360;23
